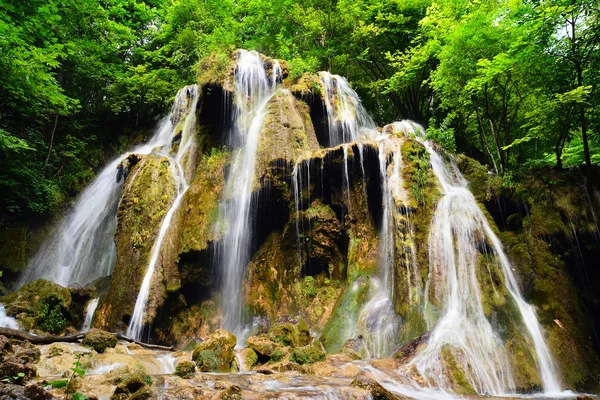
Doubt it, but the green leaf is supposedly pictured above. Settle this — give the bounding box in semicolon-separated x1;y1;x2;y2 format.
72;393;89;400
49;379;68;388
71;367;87;377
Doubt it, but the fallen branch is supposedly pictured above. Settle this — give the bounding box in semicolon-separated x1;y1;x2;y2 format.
114;333;173;351
0;328;83;344
0;328;173;351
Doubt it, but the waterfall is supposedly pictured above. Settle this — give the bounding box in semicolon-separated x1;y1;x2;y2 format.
217;50;278;343
127;85;199;341
392;121;561;395
318;72;376;146
355;138;402;358
81;298;99;332
18;115;175;289
0;304;20;329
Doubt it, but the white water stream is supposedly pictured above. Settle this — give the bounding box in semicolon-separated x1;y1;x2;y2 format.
18;114;176;288
81;297;99;332
127;85;200;341
217;50;279;343
393;120;562;395
318;72;376;146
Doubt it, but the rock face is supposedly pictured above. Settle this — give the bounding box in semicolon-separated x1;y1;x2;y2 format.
94;154;176;332
191;329;237;372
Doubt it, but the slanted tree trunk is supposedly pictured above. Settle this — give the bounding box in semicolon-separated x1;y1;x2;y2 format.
42;114;59;175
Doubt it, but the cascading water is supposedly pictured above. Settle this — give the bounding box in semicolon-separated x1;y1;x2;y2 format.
355;137;403;359
217;50;278;343
393;120;561;395
318;72;376;146
18;115;176;289
81;298;99;332
127;85;199;341
0;304;20;329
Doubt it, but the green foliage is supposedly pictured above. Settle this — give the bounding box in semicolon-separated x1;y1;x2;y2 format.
270;348;284;362
48;354;89;400
1;372;25;384
37;295;68;334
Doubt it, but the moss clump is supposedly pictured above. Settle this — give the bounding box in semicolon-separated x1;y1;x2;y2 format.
191;329;236;372
246;335;284;359
239;348;258;370
36;295;68;334
82;329;117;353
174;360;197;378
290;339;326;365
270;348;285;362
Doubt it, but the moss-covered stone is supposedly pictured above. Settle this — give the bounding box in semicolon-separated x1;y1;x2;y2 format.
111;373;153;400
94;154;176;332
173;360;196;378
290;339;326;365
439;345;477;395
192;329;236;372
1;279;80;333
82;329;117;353
239;348;258;370
246;335;283;358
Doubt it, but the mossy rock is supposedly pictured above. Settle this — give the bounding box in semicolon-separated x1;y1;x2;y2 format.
246;335;283;358
269;322;300;347
111;373;153;400
174;360;196;378
95;154;177;331
82;329;117;353
351;371;397;400
289;339;326;365
192;329;236;372
1;279;74;333
239;348;258;370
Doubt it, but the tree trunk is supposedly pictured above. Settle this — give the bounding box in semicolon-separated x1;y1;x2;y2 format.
42;114;59;175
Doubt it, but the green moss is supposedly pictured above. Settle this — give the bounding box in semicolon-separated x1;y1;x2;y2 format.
270;348;284;362
191;329;236;372
269;322;300;347
36;295;68;334
180;148;228;253
1;278;73;332
320;276;371;353
82;329;118;353
440;346;477;395
96;154;176;331
290;339;326;365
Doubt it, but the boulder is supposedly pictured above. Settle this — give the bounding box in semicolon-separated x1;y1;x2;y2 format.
239;348;258;371
173;360;196;378
111;374;153;400
192;329;236;372
290;339;326;365
245;335;282;358
351;371;400;400
82;329;117;353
